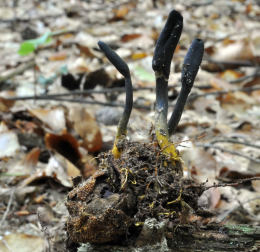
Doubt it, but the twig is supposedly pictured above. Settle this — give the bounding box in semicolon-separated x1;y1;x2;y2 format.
229;69;260;84
188;85;260;102
210;138;260;149
205;177;260;190
5;85;260;110
0;60;35;83
203;57;257;68
0;14;64;23
187;177;260;191
5;84;211;98
0;189;15;227
196;143;260;163
217;196;260;222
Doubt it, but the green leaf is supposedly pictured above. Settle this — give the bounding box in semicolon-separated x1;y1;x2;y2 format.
18;42;36;56
18;31;52;56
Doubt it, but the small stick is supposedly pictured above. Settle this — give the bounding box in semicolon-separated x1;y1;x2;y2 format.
0;60;35;83
0;189;15;227
188;85;260;102
196;143;260;163
210;138;260;149
98;41;133;158
168;39;204;135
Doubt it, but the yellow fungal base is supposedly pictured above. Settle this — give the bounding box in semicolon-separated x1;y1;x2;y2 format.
112;142;121;159
112;130;126;159
155;130;179;161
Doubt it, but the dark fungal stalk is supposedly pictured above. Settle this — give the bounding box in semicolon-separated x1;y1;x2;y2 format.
98;41;133;158
152;10;183;160
168;39;204;136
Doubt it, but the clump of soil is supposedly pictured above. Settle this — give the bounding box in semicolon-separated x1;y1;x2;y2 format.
66;141;204;246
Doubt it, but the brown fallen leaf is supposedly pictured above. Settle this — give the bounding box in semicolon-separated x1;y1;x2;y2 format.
69;106;102;152
15;210;30;216
76;43;96;58
218;70;244;81
0;97;15;112
219;166;260;182
121;33;142;42
48;51;68;61
0;233;44;252
34;194;46;204
131;52;148;60
21;152;81;188
22;147;40;168
45;131;82;166
29;107;66;132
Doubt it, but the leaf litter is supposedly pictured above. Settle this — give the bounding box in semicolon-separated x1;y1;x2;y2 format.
0;0;259;251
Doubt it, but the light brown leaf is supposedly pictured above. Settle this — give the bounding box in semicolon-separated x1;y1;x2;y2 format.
69;107;102;152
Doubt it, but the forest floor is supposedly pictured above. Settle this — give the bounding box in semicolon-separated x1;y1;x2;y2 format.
0;0;259;251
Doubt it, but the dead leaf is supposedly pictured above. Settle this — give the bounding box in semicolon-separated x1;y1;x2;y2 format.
0;233;44;252
69;107;102;152
21;152;80;187
76;43;96;58
29;107;66;132
34;194;46;203
0;124;20;158
48;51;68;61
131;52;147;60
15;210;30;216
121;33;142;42
0;97;15;112
22;147;40;168
111;5;129;20
45;131;82;166
218;70;244;81
212;38;255;62
68;57;89;74
219;167;260;181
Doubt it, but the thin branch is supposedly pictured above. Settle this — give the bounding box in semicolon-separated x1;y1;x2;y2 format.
9;95;149;109
196;143;260;163
210;138;260;149
5;84;211;99
203;57;257;68
0;14;64;23
217;196;260;222
0;189;15;227
0;60;35;83
188;85;260;102
229;69;260;84
205;177;260;190
5;85;260;111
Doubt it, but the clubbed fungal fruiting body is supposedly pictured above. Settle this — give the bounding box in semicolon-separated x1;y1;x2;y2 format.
98;41;133;159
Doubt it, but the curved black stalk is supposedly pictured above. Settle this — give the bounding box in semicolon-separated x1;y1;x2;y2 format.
98;41;133;158
168;39;204;136
152;10;183;160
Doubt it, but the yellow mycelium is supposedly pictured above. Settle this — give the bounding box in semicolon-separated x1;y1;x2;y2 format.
112;130;127;159
155;129;179;161
112;141;121;159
